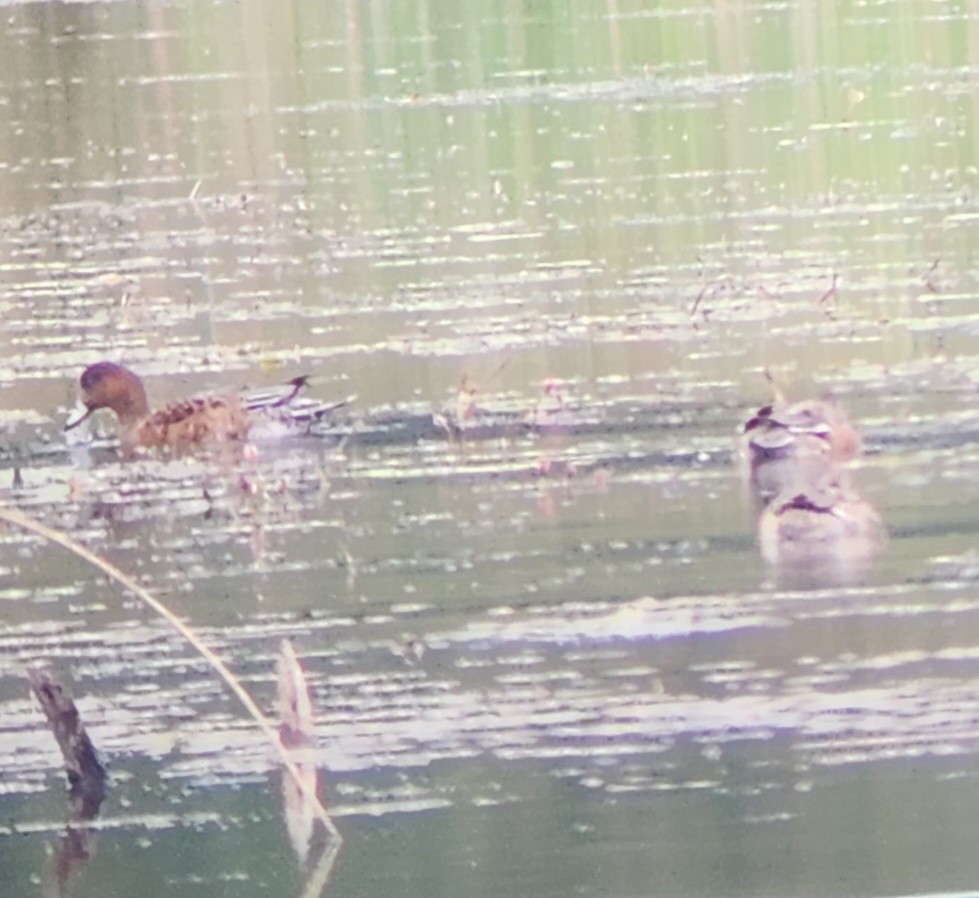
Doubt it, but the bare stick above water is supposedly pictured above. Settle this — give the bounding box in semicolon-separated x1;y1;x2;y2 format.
28;668;106;818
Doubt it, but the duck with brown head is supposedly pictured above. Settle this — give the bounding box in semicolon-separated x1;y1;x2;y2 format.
66;362;340;453
67;362;145;431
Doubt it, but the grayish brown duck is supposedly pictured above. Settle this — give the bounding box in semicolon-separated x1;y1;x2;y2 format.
758;473;884;566
743;399;861;502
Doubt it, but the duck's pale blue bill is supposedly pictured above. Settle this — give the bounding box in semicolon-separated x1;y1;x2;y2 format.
65;403;94;430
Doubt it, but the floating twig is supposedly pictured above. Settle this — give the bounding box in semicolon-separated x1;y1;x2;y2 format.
816;272;839;306
762;367;787;404
690;284;708;316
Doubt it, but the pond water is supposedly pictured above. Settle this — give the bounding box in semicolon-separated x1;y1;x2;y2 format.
3;0;979;896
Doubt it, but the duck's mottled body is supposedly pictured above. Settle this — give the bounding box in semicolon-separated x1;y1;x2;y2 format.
758;475;884;565
134;395;249;449
743;399;860;501
744;399;859;461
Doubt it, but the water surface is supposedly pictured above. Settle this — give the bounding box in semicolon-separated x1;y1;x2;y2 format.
3;1;979;897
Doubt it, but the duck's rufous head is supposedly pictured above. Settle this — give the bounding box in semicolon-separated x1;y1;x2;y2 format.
65;361;151;430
